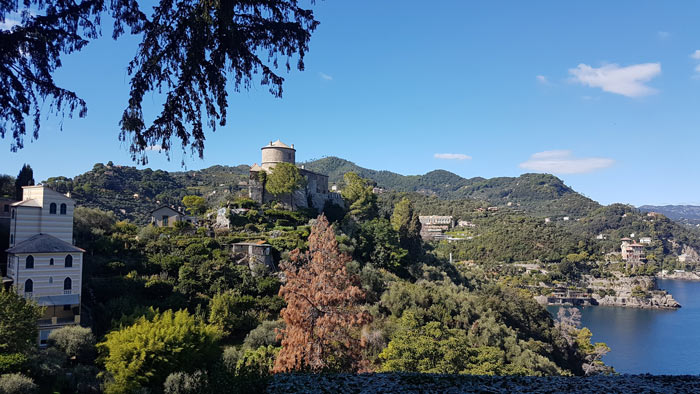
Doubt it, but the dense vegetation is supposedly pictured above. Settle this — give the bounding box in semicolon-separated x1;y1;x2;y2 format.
1;171;613;392
4;159;700;392
42;163;249;224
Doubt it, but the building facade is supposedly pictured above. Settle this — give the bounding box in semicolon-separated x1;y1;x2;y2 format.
248;140;343;211
151;206;196;227
232;241;275;273
419;215;454;240
621;238;645;265
5;186;84;345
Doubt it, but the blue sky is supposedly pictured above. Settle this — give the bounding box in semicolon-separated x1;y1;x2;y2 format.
2;1;700;206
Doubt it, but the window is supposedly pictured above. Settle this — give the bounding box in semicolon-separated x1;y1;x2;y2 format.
39;330;50;346
65;255;73;268
63;277;72;294
24;279;33;294
162;215;169;226
60;203;67;215
3;204;7;212
49;277;53;284
49;258;54;266
49;203;57;214
25;255;34;269
11;209;15;219
63;304;71;311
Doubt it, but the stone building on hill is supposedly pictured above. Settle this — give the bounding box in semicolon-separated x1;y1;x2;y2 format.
4;186;84;345
248;140;343;211
232;241;275;273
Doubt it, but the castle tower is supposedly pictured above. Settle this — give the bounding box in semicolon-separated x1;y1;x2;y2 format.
260;139;296;171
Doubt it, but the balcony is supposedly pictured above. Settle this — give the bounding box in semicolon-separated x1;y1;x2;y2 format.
37;315;81;327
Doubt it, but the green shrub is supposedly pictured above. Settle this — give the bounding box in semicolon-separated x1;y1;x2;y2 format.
48;326;97;363
0;373;38;394
243;320;284;349
163;370;208;394
0;354;26;375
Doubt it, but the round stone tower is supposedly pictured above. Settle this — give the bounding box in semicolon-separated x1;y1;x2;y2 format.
261;139;296;170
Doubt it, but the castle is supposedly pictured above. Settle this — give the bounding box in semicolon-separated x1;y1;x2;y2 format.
248;140;342;211
5;186;84;345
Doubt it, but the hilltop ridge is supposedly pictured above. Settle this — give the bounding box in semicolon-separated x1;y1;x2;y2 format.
303;156;600;217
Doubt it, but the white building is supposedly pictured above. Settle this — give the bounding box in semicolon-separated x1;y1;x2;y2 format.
5;186;84;345
639;237;652;245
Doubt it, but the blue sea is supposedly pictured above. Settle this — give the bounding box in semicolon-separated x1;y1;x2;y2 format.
548;279;700;374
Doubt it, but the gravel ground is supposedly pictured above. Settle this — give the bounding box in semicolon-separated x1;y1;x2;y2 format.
268;373;700;393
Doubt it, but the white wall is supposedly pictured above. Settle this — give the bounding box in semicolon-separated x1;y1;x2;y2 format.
11;253;83;299
10;187;75;245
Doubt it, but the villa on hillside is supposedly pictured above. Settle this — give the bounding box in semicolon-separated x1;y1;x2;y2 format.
419;215;454;240
248;140;343;211
151;206;196;227
621;237;646;266
4;186;84;346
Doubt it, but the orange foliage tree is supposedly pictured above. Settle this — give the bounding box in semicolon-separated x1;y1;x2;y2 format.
273;215;372;373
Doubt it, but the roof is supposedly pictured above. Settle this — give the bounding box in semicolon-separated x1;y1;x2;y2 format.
250;163;263;171
11;199;41;208
6;233;85;254
233;241;271;247
262;139;294;150
620;237;633;241
151;205;184;215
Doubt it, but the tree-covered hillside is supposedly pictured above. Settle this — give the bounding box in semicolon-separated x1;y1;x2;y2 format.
378;193;700;266
303;157;599;218
639;205;700;227
42;163;250;224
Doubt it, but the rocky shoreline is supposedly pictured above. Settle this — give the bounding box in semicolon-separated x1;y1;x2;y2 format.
657;270;700;281
536;274;681;309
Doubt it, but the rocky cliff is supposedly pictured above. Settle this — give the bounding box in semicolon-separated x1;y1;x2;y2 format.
657;269;700;281
588;274;680;309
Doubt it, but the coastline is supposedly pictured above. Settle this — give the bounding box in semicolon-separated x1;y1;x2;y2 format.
536;274;681;310
657;270;700;281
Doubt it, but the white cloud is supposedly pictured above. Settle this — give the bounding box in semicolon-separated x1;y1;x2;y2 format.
691;50;700;60
319;72;333;81
569;63;661;97
519;150;614;174
434;153;472;160
145;145;162;151
657;31;671;39
536;75;549;84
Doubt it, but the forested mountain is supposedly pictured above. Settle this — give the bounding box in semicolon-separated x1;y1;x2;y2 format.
639;205;700;226
303;157;599;217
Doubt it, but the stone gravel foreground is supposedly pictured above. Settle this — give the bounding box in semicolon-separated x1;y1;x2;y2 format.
268;373;700;393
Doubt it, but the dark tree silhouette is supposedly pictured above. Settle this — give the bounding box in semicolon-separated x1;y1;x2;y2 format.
14;164;35;200
274;215;372;373
1;1;319;163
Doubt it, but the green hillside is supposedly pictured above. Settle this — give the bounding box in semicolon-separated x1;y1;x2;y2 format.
304;157;599;217
42;163;250;224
